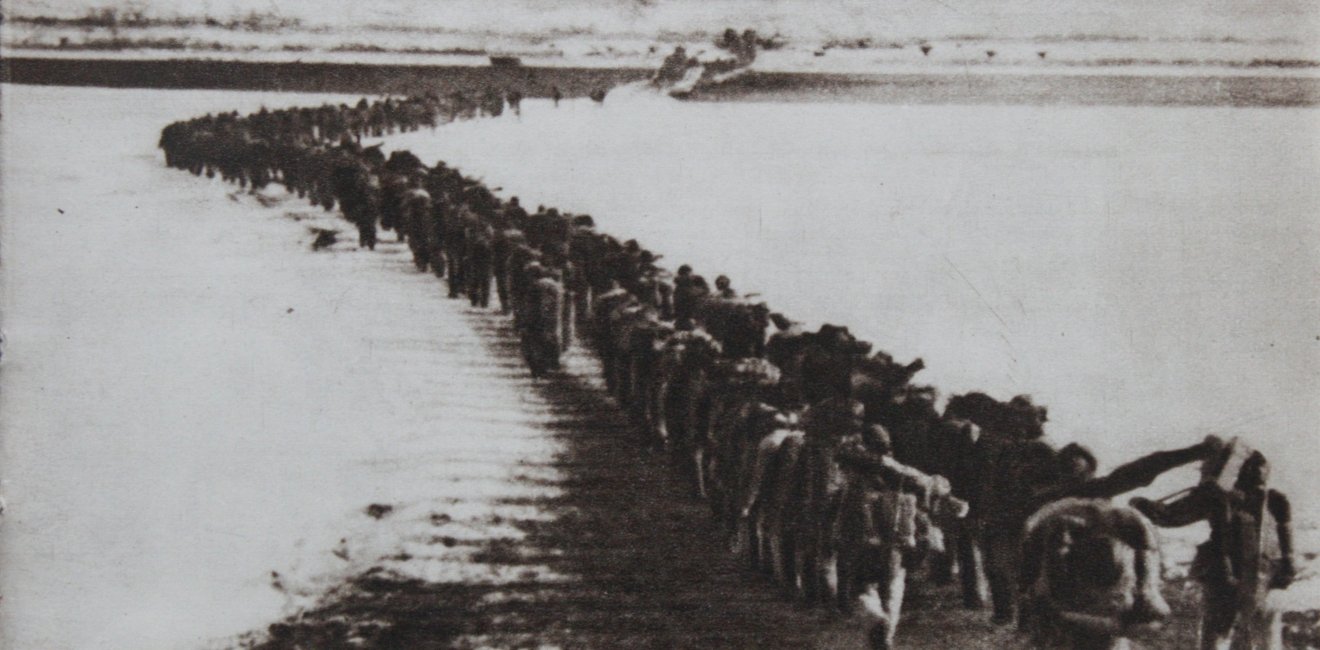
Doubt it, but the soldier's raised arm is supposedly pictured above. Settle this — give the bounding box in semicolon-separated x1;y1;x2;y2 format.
1033;435;1223;512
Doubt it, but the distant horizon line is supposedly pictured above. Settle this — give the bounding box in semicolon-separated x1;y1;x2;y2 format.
2;11;1313;48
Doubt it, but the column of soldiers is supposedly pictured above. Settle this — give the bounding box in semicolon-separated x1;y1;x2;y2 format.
161;93;1301;650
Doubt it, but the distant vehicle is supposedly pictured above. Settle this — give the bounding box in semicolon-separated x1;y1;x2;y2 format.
489;55;522;68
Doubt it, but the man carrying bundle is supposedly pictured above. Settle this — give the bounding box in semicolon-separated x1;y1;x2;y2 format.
399;175;433;271
465;224;495;308
1014;434;1292;648
1010;439;1214;638
1131;438;1296;650
833;421;970;650
443;201;472;298
492;226;523;314
522;264;565;378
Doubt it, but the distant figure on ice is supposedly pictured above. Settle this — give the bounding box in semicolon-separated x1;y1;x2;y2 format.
551;85;563;107
506;89;524;115
481;89;504;117
652;46;692;86
715;28;759;65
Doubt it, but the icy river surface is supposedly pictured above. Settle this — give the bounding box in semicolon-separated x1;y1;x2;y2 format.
386;86;1320;493
1;82;1318;649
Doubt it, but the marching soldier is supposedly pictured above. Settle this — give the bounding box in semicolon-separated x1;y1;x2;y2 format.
521;264;564;377
399;176;432;270
1131;438;1296;650
466;224;495;308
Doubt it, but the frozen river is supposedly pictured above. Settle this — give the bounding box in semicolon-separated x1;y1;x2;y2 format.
383;86;1320;521
1;80;1317;649
384;88;1320;609
0;85;490;649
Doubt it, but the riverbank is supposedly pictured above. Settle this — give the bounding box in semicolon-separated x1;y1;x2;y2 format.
5;54;1320;106
0;56;650;97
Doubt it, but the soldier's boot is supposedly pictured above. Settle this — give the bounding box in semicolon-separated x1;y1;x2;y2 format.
867;620;893;650
1270;497;1297;590
1124;549;1171;626
988;574;1016;626
496;280;511;314
930;548;954;585
959;538;986;610
358;224;376;251
431;249;445;278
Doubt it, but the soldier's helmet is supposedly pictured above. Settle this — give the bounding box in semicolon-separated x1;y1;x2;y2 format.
1057;443;1098;481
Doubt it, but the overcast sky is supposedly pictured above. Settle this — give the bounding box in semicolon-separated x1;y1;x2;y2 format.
6;0;1319;43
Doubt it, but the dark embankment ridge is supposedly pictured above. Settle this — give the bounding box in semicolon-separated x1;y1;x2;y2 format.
694;69;1320;107
5;56;1320;107
0;57;652;97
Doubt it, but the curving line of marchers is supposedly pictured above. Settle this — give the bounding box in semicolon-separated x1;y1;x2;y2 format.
159;92;1297;650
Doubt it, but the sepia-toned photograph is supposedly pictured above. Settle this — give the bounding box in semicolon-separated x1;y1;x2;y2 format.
1;1;1317;648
